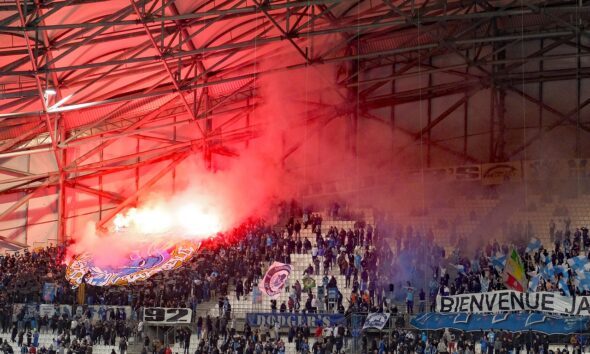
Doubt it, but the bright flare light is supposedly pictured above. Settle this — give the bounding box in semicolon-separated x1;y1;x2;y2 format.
178;204;222;236
113;202;222;238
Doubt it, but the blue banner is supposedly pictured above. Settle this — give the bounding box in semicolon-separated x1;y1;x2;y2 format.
246;312;345;328
411;312;588;334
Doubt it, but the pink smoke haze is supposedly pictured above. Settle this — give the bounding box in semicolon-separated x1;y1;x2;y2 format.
66;58;354;270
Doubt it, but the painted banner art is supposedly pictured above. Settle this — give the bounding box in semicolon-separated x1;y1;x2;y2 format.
259;262;293;298
66;240;199;286
437;290;590;316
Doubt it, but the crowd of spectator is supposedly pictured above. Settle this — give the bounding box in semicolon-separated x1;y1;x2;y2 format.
3;199;590;353
432;218;590;300
0;307;133;354
358;327;581;354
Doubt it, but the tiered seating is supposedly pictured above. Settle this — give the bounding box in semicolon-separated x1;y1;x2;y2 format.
209;252;354;317
381;194;500;251
0;333;120;353
500;194;590;246
206;215;367;317
170;336;214;353
472;343;584;354
284;338;318;352
169;336;318;353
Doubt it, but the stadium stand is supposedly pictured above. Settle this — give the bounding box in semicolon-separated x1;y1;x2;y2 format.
2;197;590;353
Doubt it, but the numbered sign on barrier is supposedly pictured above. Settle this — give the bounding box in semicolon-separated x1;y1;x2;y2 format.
143;308;192;324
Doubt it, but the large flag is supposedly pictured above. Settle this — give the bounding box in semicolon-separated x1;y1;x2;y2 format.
503;248;527;292
258;262;293;298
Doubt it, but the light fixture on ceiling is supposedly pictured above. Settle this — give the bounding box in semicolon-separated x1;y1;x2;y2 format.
48;94;72;112
44;88;57;96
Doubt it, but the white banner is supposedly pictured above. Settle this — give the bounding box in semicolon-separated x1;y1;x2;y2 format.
143;308;192;324
363;313;390;330
39;304;72;318
259;262;293;299
436;290;590;315
37;304;132;322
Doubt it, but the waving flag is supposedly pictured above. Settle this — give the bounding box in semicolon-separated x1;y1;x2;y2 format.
556;264;570;279
528;274;541;292
568;255;589;272
491;254;506;272
503;249;527;292
576;272;590;291
558;278;571;296
541;262;555;280
526;238;543;253
259;262;293;298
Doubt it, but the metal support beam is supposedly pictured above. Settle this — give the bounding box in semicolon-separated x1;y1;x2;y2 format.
129;0;205;137
252;0;309;62
0;178;56;223
65;181;125;202
362;111;481;163
95;151;189;230
15;0;62;170
507;96;590;159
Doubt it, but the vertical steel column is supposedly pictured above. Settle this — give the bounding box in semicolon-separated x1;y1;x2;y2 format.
390;63;396;170
245;97;250;149
135;135;140;192
426;57;432;167
203;87;212;170
98;135;104;220
57;118;67;244
24;154;31;245
497;81;507;162
538;39;544;133
464;53;469;161
576;31;582;158
490;86;495;162
490;19;506;162
347;57;359;156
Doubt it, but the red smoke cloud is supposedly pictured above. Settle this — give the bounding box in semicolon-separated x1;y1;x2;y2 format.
66;60;345;269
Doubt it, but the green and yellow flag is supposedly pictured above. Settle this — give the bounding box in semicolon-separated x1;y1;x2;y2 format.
503;248;527;292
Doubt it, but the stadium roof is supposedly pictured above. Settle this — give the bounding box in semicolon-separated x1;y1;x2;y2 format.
1;1;587;147
0;0;589;243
